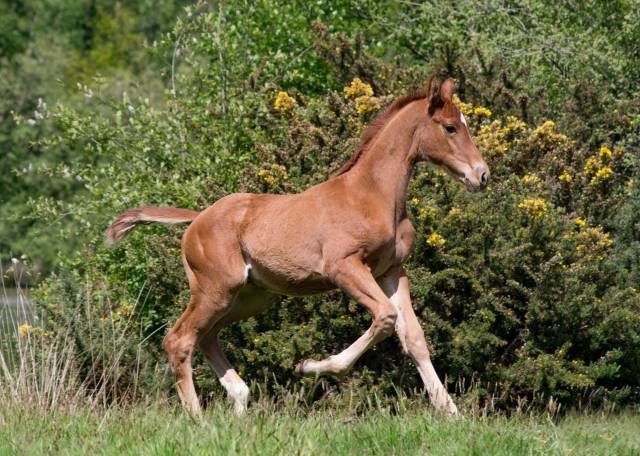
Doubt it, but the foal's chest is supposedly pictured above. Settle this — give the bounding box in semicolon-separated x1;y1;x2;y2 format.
365;219;415;278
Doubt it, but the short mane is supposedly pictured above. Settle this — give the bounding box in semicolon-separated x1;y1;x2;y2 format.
332;89;427;177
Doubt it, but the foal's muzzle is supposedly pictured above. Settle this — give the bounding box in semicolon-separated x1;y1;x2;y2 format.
464;164;490;192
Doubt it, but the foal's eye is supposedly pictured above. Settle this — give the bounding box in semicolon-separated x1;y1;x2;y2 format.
444;125;457;134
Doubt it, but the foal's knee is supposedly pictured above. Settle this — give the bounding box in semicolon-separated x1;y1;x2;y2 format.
374;306;397;338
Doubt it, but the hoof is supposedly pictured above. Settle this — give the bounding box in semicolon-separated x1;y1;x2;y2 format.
446;407;461;420
184;405;203;420
294;360;307;375
436;400;460;420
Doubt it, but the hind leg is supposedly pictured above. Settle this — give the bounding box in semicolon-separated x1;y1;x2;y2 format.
163;291;230;416
199;332;250;414
163;302;200;415
199;285;276;414
163;246;247;415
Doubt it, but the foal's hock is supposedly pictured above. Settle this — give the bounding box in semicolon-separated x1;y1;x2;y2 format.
106;75;489;417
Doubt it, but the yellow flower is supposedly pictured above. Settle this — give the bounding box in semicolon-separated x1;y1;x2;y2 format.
574;217;587;227
536;120;555;130
418;206;437;221
18;323;33;338
476;120;510;156
598;145;612;160
574;226;613;260
583;157;598;177
452;94;472;117
115;303;135;319
258;163;288;186
503;116;527;135
522;174;542;186
355;95;380;114
590;166;613;185
448;207;461;217
473;106;492;117
529;120;571;151
344;78;373;100
559;170;572;183
274;91;296;113
409;197;420;207
584;145;618;186
426;232;446;248
518;198;548;218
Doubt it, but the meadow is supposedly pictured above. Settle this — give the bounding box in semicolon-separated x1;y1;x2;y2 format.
2;402;639;455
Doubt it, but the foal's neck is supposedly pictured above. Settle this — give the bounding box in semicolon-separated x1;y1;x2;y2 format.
348;101;424;224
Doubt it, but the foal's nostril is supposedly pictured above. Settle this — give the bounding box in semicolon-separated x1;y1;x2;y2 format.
480;171;489;187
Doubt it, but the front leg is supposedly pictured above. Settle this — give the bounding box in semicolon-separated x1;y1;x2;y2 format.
295;255;397;377
379;266;459;417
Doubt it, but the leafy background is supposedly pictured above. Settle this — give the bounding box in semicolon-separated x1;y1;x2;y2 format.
2;0;639;409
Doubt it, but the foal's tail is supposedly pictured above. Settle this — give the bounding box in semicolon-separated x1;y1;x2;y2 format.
105;205;200;246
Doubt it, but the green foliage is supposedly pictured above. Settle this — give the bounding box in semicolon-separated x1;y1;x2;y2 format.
0;0;189;276
3;0;640;410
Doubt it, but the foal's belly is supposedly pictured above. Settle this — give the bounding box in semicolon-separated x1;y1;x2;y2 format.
246;260;337;297
245;242;402;297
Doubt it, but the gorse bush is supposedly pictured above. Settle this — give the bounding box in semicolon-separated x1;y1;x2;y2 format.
4;1;640;410
241;74;640;407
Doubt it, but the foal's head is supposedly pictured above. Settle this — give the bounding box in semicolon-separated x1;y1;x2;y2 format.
417;76;489;192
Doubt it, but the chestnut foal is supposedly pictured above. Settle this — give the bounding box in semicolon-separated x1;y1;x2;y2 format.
106;76;489;417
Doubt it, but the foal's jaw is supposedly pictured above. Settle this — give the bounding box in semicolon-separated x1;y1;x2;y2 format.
429;158;489;192
427;129;490;192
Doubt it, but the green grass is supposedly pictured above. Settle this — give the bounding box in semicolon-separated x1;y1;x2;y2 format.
1;402;638;455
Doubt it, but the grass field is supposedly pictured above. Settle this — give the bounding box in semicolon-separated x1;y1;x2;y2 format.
1;402;638;455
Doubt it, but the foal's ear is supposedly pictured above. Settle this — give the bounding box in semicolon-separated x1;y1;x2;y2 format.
426;76;456;116
440;79;455;101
